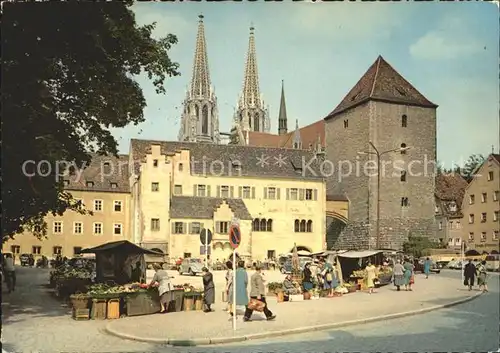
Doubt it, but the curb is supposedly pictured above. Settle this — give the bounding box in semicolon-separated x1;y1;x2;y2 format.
105;292;482;346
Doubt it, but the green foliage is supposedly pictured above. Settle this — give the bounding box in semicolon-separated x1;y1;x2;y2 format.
402;236;437;258
454;154;485;182
2;2;180;241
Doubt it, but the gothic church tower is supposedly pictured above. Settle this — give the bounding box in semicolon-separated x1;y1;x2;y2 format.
234;26;270;133
178;15;220;144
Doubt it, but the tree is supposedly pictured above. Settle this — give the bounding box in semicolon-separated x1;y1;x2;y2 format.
2;1;180;241
402;236;438;258
454;154;485;182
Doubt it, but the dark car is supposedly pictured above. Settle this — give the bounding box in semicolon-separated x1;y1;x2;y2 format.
20;253;31;267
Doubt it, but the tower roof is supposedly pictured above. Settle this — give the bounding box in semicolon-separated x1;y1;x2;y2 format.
278;80;288;133
190;14;211;98
241;25;261;108
325;56;437;120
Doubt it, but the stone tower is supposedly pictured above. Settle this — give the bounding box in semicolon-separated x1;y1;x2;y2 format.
178;15;220;144
278;80;288;135
234;25;270;133
324;56;438;250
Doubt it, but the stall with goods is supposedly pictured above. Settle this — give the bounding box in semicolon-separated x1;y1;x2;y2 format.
336;250;392;290
49;258;95;298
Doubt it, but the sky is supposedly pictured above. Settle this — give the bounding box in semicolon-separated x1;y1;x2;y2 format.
111;1;499;167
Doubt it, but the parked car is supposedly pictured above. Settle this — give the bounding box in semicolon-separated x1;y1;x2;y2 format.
178;258;204;276
413;259;440;274
19;253;31;267
447;260;462;270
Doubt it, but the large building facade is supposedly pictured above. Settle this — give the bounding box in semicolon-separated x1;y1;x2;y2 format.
324;56;438;250
461;154;500;253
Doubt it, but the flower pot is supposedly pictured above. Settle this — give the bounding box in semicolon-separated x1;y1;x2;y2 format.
303;291;311;300
276;291;284;303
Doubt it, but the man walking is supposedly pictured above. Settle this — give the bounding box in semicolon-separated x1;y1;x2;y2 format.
463;259;476;291
3;253;16;293
244;265;276;322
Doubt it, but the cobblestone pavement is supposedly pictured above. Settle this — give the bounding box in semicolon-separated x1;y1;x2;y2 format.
2;267;491;353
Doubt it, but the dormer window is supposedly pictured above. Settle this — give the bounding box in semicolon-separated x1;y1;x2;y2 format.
449;202;457;212
110;182;118;189
86;181;94;187
231;161;242;172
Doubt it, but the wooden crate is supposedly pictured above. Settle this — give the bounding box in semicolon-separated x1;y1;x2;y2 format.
183;297;194;311
107;299;120;319
72;308;90;321
91;299;107;320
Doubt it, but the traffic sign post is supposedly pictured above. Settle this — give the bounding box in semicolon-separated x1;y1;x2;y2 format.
229;225;241;331
200;228;213;268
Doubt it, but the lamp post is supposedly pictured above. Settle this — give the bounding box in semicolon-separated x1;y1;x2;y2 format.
358;142;411;250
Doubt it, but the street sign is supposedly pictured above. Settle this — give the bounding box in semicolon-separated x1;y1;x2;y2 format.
200;246;211;255
229;225;241;249
200;228;213;246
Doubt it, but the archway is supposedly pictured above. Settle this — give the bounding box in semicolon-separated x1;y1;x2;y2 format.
326;212;348;250
465;249;480;256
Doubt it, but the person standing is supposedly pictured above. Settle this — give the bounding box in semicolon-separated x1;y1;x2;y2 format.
225;261;234;318
403;258;414;291
393;259;405;291
463;259;476;291
423;257;432;279
150;263;174;313
3;253;16;293
476;260;489;292
201;267;215;312
365;261;377;294
322;260;334;297
235;260;249;314
244;265;276;322
302;262;314;293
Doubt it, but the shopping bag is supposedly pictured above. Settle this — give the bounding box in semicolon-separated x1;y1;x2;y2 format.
409;275;415;285
248;298;266;312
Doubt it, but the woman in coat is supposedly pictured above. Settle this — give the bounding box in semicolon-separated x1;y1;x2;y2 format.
423;257;432;279
235;260;249;314
302;263;314;292
393;259;405;291
403;258;414;291
476;260;489;292
202;267;215;312
150;263;174;313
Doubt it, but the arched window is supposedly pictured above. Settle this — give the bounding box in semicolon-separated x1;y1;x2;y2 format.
266;219;273;232
254;116;260;132
401;114;407;127
201;105;209;134
300;220;306;232
400;143;407;155
294;219;300;232
306;220;313;232
253;219;260;231
260;219;266;231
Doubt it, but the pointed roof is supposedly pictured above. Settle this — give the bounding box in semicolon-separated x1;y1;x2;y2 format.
325;56;437;120
190;14;211;98
241;25;261;108
246;120;325;149
278;80;288;133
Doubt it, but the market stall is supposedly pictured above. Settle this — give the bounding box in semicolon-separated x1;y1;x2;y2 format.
336;250;392;290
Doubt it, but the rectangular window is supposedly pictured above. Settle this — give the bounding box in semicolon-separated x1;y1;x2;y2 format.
289;188;298;200
267;187;277;200
93;222;103;235
456;221;461;229
438;222;442;230
32;246;41;255
242;186;251;199
469;214;474;224
110;182;118;189
305;189;313;200
151;182;159;192
86;181;94;187
173;222;185;234
220;185;230;198
481;213;487;222
454;238;461;245
53;221;63;234
494;211;499;222
53;246;62;255
494;191;499;201
488;171;494;181
73;222;83;234
493;231;499;241
481;193;487;203
151;218;160;231
113;223;122;235
401;197;409;207
190;222;201;234
468;232;474;241
73;247;82;255
197;185;206;197
174;185;183;195
217;221;229;234
114;201;122;212
153;159;158;167
94;200;103;211
480;232;486;242
343;120;348;128
469;195;475;205
11;245;20;254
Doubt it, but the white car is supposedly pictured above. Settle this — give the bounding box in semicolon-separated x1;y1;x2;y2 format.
178;258;204;276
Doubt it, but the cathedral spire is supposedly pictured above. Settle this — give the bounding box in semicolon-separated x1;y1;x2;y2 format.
234;25;270;133
293;119;302;149
278;80;288;136
178;15;220;144
191;14;211;98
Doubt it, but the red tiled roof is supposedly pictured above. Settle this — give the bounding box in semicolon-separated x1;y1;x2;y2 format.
247;120;325;149
325;56;437;120
491;154;500;164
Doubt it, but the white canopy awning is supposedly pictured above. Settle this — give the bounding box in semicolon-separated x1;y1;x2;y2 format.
337;250;383;259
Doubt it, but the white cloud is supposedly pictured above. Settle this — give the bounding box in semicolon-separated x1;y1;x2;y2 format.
290;3;409;41
410;15;485;60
